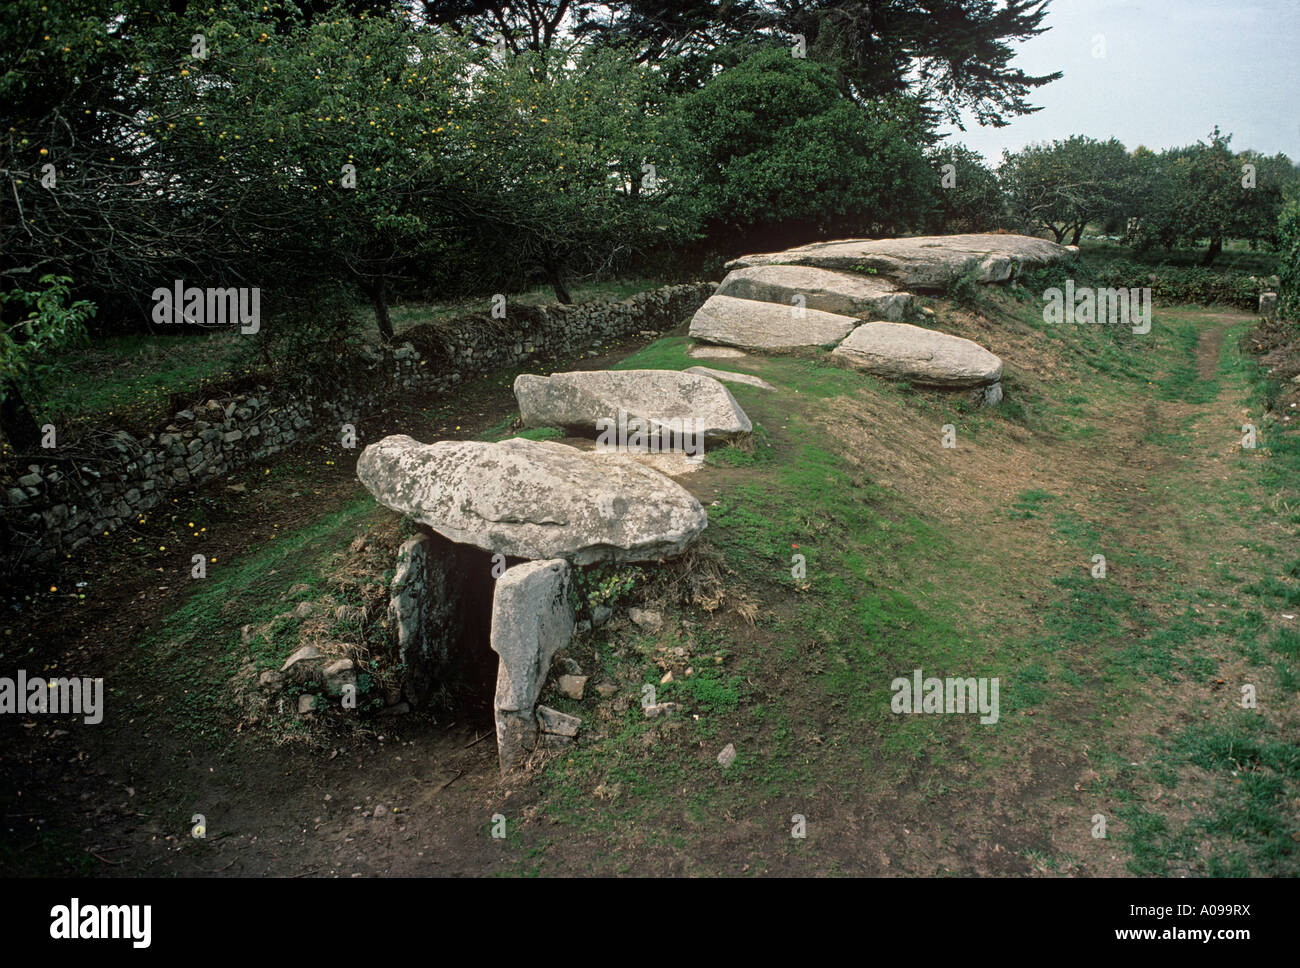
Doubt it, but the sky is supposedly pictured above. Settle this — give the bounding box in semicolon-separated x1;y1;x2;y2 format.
939;0;1300;163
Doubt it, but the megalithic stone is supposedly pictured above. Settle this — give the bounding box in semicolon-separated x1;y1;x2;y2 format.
490;558;576;774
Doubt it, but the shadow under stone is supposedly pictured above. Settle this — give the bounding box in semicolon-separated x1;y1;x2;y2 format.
396;527;522;720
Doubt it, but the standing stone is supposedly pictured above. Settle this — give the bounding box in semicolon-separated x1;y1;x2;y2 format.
390;535;433;702
1260;292;1278;320
490;559;576;773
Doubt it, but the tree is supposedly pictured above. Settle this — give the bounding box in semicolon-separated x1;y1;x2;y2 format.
420;0;586;54
1132;128;1294;265
1278;200;1300;318
0;276;95;449
999;136;1136;245
148;7;486;342
0;0;227;328
673;46;931;254
924;144;1003;234
579;0;1061;126
463;40;691;301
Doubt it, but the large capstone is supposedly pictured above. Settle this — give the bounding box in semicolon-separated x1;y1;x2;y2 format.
357;435;707;565
490;558;576;772
513;369;752;439
725;233;1074;291
716;265;913;320
830;321;1003;389
688;294;858;350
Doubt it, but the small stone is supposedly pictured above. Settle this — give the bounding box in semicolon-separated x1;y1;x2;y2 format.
556;656;583;676
373;804;388;818
258;670;283;693
240;624;255;646
718;743;737;768
644;702;678;718
628;607;663;632
591;605;613;628
595;680;618;698
536;704;581;737
660;670;673;684
293;601;314;619
556;674;588;700
323;658;356;697
298;694;319;715
281;644;323;674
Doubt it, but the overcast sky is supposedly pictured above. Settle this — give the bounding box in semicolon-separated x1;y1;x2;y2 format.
939;0;1300;163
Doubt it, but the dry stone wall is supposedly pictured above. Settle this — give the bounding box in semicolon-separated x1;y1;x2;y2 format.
0;283;714;574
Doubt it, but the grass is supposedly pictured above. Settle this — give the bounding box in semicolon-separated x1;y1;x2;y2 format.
1078;237;1280;275
130;495;382;742
38;330;254;429
540;277;1297;874
34;278;672;431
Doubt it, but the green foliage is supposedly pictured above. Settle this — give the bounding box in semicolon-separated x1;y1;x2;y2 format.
673;46;931;250
571;562;643;612
664;667;741;714
944;264;986;308
1278;200;1300;317
1023;253;1264;311
461;40;692;299
0;275;96;404
1131;128;1295;265
999;135;1139;245
925;144;1004;233
512;426;564;441
1091;261;1262;310
579;0;1061;129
